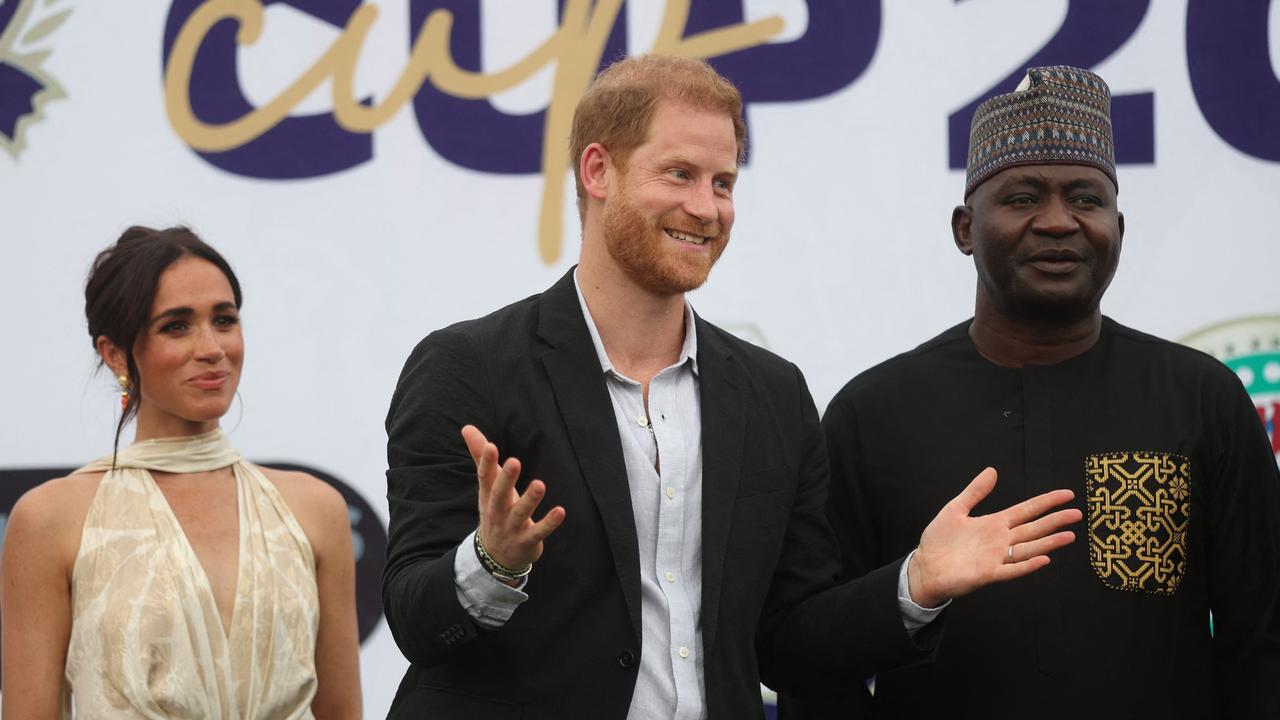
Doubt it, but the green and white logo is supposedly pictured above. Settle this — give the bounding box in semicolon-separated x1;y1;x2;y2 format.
1181;315;1280;465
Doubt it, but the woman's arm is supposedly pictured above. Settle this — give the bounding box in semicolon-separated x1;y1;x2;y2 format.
265;468;363;719
1;476;96;720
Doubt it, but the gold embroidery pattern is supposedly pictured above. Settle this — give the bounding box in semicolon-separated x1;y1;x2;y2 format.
1086;451;1191;595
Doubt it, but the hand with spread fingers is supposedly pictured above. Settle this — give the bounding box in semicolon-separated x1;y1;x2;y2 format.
462;425;566;584
908;467;1081;609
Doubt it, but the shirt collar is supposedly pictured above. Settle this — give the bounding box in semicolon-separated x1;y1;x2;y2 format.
572;268;700;378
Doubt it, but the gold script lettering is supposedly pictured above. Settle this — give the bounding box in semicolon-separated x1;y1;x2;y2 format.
165;1;783;264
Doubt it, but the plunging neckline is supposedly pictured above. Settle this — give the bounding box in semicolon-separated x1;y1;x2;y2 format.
149;465;246;642
65;428;323;718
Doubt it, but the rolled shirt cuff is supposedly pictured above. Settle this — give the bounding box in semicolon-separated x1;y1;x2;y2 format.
453;530;529;629
897;548;950;635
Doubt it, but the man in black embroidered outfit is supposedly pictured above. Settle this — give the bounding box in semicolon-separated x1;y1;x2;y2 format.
783;66;1280;719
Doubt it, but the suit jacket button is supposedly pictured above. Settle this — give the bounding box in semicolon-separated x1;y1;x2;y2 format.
439;624;464;645
617;650;636;669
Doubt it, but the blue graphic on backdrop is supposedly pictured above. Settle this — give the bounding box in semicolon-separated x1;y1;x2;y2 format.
405;0;880;174
161;0;372;179
0;3;40;140
947;0;1155;169
162;0;878;178
156;0;1279;262
160;0;878;262
1187;0;1280;161
162;1;1280;178
0;0;68;156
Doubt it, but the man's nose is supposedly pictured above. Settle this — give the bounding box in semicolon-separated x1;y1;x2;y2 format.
683;181;718;224
1032;195;1080;236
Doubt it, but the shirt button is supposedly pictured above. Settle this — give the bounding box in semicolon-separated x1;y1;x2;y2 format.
678;646;690;659
665;571;676;583
637;416;649;428
666;486;676;499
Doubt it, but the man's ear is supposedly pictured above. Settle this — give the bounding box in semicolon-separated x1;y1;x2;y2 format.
580;143;613;203
1114;211;1125;264
96;335;128;379
952;205;975;256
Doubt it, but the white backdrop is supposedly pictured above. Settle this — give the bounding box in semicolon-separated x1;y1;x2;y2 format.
2;1;1277;714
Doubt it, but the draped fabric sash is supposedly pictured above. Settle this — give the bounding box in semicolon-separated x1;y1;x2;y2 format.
64;429;319;719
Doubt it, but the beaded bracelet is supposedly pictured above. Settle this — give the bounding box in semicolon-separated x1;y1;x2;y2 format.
474;530;533;581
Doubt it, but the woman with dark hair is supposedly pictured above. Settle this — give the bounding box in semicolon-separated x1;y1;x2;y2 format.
0;227;362;718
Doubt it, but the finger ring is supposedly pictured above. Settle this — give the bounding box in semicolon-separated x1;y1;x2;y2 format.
1006;545;1015;564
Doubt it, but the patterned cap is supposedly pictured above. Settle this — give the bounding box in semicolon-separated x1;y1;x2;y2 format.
965;65;1116;197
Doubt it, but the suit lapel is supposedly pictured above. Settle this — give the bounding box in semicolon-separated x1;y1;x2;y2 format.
695;318;748;652
538;270;642;639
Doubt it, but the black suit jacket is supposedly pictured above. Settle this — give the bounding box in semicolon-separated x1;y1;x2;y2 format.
382;270;936;719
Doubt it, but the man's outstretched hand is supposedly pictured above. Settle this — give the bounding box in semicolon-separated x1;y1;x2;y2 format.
462;425;566;580
908;467;1081;608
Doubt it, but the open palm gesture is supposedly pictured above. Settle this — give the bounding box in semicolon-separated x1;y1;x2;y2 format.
908;467;1081;608
462;425;566;576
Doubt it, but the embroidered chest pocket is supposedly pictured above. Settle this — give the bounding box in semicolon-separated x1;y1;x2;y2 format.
1085;451;1191;595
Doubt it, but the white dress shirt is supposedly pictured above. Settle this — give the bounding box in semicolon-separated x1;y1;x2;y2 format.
451;270;944;718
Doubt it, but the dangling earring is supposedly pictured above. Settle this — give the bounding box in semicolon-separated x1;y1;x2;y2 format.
118;374;130;411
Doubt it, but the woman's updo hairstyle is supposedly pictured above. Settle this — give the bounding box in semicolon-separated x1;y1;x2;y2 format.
84;226;242;451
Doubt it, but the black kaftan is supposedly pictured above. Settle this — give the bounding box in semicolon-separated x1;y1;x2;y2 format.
786;317;1280;719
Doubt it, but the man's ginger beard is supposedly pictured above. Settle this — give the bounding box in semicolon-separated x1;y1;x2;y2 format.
601;167;728;295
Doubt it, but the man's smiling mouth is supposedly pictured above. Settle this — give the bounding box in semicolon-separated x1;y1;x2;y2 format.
666;229;707;246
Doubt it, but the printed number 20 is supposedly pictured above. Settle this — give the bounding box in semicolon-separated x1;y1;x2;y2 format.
1187;0;1280;162
947;0;1155;170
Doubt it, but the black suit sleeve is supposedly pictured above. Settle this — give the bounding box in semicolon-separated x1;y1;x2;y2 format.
383;328;497;666
822;391;886;586
1208;377;1280;715
757;367;938;697
778;390;883;718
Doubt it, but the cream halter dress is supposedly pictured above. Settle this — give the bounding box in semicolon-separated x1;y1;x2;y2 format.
63;429;319;719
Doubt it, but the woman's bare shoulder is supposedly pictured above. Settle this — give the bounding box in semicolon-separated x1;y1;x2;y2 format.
256;466;345;514
12;472;104;523
255;466;349;551
5;472;105;564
